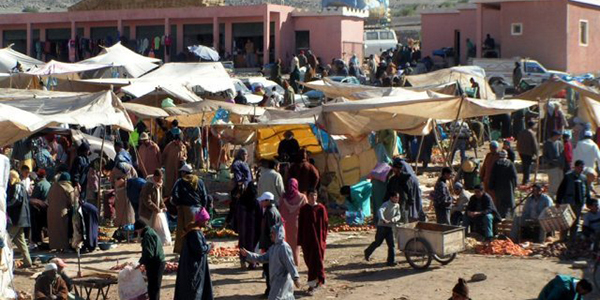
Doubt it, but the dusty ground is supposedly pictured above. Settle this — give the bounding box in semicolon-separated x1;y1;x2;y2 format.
12;229;599;300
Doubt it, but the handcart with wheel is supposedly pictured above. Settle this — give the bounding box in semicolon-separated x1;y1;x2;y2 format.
397;222;465;270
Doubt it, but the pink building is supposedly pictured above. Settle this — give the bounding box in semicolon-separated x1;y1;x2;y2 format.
421;0;600;74
0;4;366;68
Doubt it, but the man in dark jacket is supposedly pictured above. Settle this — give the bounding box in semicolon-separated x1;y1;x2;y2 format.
489;150;518;218
7;170;32;267
463;185;501;240
257;192;282;297
517;121;539;185
70;143;90;199
557;160;591;242
543;130;565;196
135;220;166;300
433;167;454;224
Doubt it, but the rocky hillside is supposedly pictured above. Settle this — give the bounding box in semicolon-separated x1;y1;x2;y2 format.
5;0;466;14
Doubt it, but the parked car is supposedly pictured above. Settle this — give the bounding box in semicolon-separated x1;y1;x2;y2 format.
470;58;569;88
364;29;398;58
302;76;360;107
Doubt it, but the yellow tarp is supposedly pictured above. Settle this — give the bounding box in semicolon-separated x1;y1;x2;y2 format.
255;125;322;160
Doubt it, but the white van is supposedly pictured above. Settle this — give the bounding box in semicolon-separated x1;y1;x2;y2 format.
364;29;398;57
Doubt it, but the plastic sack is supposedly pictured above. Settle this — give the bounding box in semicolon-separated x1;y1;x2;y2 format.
370;162;391;182
345;210;365;225
151;212;173;246
118;266;147;300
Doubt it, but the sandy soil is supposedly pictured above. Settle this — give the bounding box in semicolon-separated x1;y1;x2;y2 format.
12;229;598;300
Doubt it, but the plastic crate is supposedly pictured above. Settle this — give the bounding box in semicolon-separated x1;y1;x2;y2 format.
538;204;576;232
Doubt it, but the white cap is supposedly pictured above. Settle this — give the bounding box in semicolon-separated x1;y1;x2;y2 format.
179;163;193;173
45;263;58;272
257;192;274;202
584;130;594;137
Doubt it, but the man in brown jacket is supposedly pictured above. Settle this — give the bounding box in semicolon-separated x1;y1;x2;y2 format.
34;263;69;300
517;121;540;185
138;169;166;225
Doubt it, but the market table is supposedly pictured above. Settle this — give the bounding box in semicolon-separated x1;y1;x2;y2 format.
72;276;118;300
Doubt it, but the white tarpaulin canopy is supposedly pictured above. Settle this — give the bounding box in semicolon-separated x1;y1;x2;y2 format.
0;103;54;147
0;90;133;146
80;42;161;78
25;60;110;76
301;77;458;100
123;102;170;119
0;45;43;73
0;88;83;100
121;62;235;98
406;66;497;100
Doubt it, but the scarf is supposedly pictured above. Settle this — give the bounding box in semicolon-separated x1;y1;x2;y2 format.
282;178;300;204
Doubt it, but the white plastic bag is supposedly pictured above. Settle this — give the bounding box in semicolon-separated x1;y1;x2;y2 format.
118;266;147;300
151;212;173;246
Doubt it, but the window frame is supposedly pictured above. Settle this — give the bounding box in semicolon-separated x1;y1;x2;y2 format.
580;19;589;46
511;23;523;36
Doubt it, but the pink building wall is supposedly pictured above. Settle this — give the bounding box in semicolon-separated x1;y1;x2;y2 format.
499;1;568;71
0;4;363;66
421;9;476;65
566;2;600;74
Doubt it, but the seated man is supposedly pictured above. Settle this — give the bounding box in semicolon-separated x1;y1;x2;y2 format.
583;198;600;241
450;182;471;226
510;184;553;242
463;184;501;240
537;275;592;300
34;263;69;300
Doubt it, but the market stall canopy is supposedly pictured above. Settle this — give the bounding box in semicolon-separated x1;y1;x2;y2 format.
121;62;234;98
0;90;133;146
0;88;83;100
301;78;458;100
516;78;600;129
123;102;170;119
0;44;43;73
0;103;54;146
405;66;496;100
130;85;203;105
24;60;111;76
164;99;265;127
80;42;161;78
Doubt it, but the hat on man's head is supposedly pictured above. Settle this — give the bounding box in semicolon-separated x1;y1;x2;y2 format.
257;192;275;202
490;141;499;149
45;263;58;272
498;150;508;158
139;132;149;141
551;130;562;137
50;258;67;268
453;182;463;190
584;130;593;138
179;163;193;173
452;278;469;298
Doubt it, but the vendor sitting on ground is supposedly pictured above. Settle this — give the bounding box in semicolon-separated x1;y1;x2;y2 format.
463;185;501;240
510;183;553;243
34;263;69;300
537;275;592;300
583;198;600;242
50;258;73;294
450;182;471;226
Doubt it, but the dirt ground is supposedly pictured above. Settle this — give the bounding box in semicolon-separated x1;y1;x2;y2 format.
12;229;599;300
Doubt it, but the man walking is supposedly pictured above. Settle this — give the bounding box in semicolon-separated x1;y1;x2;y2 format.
557;160;591;242
134;220;165;300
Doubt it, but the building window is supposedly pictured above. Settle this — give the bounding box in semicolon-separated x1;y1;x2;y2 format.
511;23;523;36
580;20;589;46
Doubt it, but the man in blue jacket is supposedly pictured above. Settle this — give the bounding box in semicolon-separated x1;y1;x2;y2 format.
538;275;592;300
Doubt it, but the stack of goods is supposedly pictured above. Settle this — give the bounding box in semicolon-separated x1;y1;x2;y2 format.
329;224;375;232
203;228;237;239
529;241;594;260
475;239;532;256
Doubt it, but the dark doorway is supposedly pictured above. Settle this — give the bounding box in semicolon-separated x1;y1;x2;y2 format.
295;31;310;53
454;30;460;66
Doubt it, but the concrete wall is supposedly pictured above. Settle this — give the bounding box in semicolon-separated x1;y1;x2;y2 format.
500;1;568;71
293;15;343;65
566;2;600;74
421;9;477;65
341;18;365;61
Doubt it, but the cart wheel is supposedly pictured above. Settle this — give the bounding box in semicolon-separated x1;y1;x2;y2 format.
404;237;433;270
433;253;457;265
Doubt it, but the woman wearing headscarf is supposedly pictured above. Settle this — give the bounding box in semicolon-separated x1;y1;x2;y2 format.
174;208;214;300
288;149;320;194
229;148;259;269
47;172;77;251
7;170;32;267
241;225;300;300
289;58;301;93
278;178;307;265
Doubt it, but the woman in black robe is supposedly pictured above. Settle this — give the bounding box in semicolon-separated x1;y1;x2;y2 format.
174;208;214;300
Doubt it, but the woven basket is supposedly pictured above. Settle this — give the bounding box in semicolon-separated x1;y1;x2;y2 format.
538;204;576;232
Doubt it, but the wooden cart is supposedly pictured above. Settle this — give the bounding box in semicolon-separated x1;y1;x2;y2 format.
72;275;118;300
397;222;465;270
